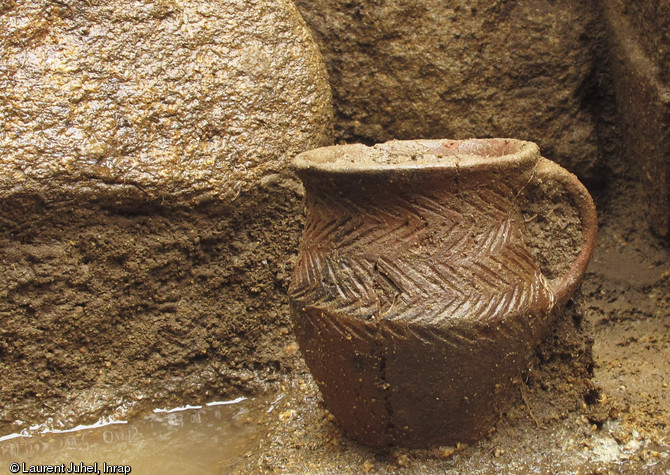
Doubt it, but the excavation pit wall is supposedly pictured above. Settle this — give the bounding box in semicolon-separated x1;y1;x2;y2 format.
0;182;307;431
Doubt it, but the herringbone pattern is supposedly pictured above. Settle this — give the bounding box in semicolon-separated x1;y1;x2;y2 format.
289;181;554;335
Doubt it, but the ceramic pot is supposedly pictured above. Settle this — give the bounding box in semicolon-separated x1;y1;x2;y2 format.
288;138;597;448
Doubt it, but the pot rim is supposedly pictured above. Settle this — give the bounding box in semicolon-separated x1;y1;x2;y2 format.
292;138;540;175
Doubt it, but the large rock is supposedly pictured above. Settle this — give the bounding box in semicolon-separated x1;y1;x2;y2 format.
0;0;332;203
603;0;670;238
294;0;602;180
0;0;331;432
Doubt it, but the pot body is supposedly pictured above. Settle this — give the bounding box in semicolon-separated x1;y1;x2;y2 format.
289;139;579;448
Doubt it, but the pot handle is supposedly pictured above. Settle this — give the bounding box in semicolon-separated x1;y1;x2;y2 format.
531;158;598;308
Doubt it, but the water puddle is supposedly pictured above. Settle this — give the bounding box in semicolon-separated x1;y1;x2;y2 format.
0;396;271;474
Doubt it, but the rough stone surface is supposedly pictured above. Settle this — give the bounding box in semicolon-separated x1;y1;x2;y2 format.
603;0;670;238
294;0;603;180
0;0;332;431
0;0;332;204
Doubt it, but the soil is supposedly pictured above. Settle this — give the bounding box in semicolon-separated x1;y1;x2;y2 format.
0;178;306;433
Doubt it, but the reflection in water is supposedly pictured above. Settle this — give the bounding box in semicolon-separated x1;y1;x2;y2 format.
0;397;268;474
